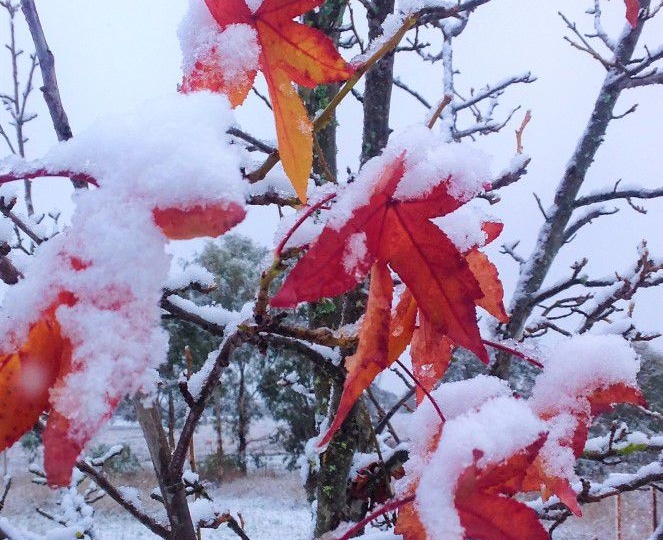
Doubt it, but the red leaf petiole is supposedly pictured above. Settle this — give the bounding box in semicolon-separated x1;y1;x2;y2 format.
335;495;415;540
274;192;336;258
482;339;544;369
0;168;99;188
396;359;445;424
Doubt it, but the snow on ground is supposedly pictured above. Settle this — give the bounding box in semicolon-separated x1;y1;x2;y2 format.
3;471;311;540
0;418;660;540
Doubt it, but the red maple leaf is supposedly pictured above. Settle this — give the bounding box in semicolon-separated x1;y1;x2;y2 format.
272;152;491;358
396;440;549;540
272;143;506;445
454;444;550;540
183;0;355;202
625;0;640;28
387;221;507;403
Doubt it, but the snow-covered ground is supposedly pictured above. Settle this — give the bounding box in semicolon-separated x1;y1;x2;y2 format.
3;470;311;540
1;420;659;540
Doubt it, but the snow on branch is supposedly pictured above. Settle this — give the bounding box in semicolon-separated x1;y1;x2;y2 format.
574;184;663;207
524;243;663;340
583;424;663;462
563;205;619;243
162;294;233;336
497;0;660;362
533;460;663;524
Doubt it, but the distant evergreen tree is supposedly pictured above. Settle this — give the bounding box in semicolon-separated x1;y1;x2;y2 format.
163;234;325;473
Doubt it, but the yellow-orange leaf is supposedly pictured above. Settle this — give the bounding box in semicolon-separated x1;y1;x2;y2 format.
188;0;356;203
0;307;71;453
261;66;313;203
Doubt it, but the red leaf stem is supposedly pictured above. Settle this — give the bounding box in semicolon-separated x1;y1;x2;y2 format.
335;495;415;540
482;339;543;369
0;169;99;188
275;192;336;257
395;359;445;424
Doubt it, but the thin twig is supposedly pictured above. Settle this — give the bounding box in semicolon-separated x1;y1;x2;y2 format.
76;460;170;538
515;110;532;154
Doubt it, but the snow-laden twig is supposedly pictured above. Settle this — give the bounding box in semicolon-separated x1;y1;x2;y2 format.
533;460;663;521
495;0;657;376
574;184;663;207
75;459;169;538
583;424;663;461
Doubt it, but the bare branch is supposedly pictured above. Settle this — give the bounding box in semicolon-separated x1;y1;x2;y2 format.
489;154;531;191
392;77;431;108
261;334;344;384
0;476;11;514
246;192;299;207
20;0;89;192
374;387;415;435
227;127;276;154
499;1;654;365
576;242;663;333
560;11;613;69
76;460;170;538
20;0;71;141
574;185;663;207
453;73;535;113
562;206;619;243
622;70;663;88
535;463;663;520
161;294;227;336
500;241;526;266
0;198;42;244
0;242;21;284
586;0;617;52
170;331;244;478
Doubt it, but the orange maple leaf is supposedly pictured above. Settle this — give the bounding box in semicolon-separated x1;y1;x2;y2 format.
521;382;646;515
184;0;355;203
153;203;246;240
0;200;245;486
0;296;73;454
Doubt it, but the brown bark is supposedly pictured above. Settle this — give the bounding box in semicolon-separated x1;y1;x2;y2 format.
237;361;248;474
134;397;197;540
361;0;396;165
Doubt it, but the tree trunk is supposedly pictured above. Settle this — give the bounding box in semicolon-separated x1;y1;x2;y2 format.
361;0;396;165
237;361;248;474
167;390;176;450
309;1;398;534
313;392;372;536
134;397;197;540
213;388;224;458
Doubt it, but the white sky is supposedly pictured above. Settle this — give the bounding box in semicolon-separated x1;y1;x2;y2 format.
1;0;661;344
